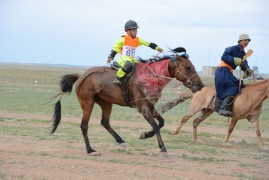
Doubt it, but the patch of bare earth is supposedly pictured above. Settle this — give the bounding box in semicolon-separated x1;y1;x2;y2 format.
0;112;269;179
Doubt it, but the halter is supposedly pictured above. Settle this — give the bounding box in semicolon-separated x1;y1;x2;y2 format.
173;59;198;87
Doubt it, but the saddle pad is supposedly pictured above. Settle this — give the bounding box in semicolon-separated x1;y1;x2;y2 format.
135;60;171;97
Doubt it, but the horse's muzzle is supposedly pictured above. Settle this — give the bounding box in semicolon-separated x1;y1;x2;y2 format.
190;83;204;93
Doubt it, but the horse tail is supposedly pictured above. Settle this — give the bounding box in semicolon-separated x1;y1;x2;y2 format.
51;74;79;134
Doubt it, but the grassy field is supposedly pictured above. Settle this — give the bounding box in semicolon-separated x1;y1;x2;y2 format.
1;63;268;128
0;63;269;179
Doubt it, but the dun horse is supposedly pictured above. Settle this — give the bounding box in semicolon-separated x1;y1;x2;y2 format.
171;80;269;150
51;48;204;156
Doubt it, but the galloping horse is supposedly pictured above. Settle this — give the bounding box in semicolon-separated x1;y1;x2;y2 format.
171;79;269;150
51;48;204;156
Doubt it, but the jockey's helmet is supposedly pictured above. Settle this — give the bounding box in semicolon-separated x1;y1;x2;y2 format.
125;20;139;31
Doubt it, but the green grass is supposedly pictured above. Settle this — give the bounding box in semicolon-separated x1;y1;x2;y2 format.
1;63;269;179
1;63;269;129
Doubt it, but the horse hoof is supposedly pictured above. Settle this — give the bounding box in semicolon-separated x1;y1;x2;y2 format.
170;129;177;135
120;143;128;148
260;146;269;151
223;142;232;147
88;152;101;156
194;138;203;143
160;151;169;158
139;132;146;139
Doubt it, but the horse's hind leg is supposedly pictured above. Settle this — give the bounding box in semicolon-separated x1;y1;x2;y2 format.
193;109;213;142
171;113;194;135
80;98;98;155
140;108;164;139
97;100;126;146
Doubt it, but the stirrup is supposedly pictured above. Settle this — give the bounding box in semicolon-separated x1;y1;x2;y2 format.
218;109;233;117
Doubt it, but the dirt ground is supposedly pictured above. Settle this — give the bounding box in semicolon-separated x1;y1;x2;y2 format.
1;112;269;180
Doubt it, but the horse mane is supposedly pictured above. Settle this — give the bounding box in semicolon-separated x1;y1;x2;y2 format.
244;79;269;88
142;47;188;62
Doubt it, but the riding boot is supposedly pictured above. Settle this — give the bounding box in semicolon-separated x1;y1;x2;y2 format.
113;77;122;86
214;96;222;114
218;96;234;117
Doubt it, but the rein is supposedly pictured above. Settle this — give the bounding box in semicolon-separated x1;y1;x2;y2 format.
147;64;173;80
146;56;198;87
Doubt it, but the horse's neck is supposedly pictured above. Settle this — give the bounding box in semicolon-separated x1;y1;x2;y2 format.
133;62;172;95
240;81;268;107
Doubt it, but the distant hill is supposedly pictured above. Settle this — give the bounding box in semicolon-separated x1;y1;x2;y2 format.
0;62;92;68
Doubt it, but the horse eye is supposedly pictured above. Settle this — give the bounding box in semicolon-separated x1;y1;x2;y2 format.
186;66;191;71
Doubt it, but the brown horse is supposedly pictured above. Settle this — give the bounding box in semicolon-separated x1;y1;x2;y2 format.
171;79;269;150
51;48;204;156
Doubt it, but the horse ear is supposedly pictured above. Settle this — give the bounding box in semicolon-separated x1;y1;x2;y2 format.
172;47;186;53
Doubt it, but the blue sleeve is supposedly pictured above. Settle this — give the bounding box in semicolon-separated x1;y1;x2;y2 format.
221;46;235;65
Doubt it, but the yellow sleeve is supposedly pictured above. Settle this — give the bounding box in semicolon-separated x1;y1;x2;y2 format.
112;37;125;53
138;38;159;50
138;38;150;47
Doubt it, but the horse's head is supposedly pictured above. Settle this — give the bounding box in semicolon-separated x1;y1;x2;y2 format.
168;48;204;93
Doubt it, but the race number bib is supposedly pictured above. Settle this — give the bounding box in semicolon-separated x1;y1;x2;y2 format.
122;46;136;58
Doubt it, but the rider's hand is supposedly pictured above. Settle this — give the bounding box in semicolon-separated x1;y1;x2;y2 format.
147;59;156;64
157;47;163;53
107;57;113;63
243;68;253;79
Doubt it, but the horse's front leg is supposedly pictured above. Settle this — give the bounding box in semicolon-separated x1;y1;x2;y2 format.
223;117;239;146
171;113;193;135
251;117;269;150
193;109;214;142
139;105;167;155
140;108;164;139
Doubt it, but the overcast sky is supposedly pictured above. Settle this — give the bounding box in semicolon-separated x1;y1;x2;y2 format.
1;0;269;73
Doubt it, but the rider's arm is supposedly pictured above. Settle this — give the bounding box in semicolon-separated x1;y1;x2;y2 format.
221;46;236;65
108;37;125;59
138;38;161;51
222;46;250;71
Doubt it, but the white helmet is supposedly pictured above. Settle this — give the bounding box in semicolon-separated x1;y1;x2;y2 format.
238;34;251;42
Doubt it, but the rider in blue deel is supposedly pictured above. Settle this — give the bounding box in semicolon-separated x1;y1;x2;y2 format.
214;34;253;117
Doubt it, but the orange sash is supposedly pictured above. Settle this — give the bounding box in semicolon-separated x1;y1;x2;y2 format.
219;60;233;73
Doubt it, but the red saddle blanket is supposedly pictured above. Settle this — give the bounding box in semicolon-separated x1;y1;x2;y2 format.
135;59;171;97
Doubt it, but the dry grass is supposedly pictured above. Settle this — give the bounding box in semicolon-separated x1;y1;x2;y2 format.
0;63;269;179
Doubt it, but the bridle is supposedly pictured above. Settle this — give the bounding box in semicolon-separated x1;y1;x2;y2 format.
173;59;198;87
146;54;198;87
